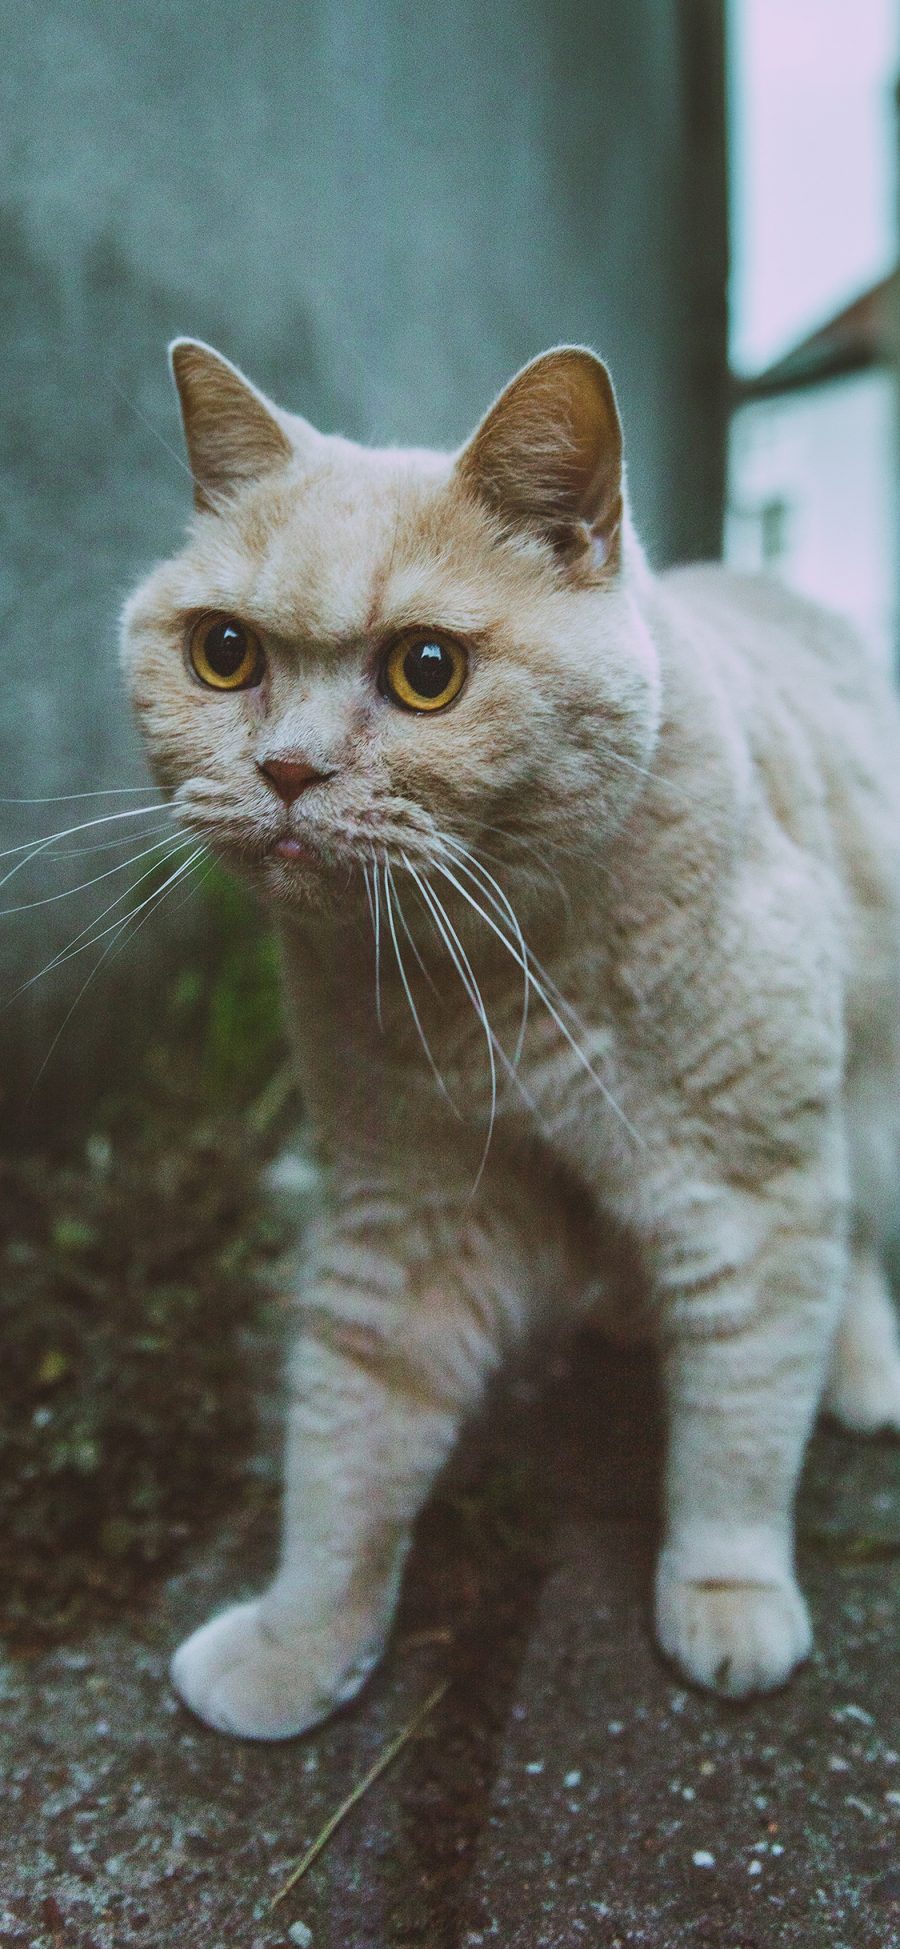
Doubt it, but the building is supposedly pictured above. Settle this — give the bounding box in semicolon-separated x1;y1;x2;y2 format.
726;270;899;666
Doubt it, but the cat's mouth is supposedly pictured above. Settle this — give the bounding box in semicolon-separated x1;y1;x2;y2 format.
261;818;353;882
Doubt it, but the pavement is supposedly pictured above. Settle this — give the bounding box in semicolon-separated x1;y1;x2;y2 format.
2;1327;898;1949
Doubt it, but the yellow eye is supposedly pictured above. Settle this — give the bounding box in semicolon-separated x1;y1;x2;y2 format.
380;631;468;712
188;615;263;690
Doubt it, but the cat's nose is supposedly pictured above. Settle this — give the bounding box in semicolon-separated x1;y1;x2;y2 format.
258;756;332;804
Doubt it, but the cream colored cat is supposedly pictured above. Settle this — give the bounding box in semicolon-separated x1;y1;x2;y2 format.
122;339;900;1739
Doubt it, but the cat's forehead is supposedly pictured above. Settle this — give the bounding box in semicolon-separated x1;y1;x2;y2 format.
180;438;507;644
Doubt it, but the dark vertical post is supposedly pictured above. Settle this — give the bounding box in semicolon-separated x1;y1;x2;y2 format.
676;0;730;561
894;76;900;670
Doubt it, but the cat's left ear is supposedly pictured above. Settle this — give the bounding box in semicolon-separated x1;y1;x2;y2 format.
457;347;623;574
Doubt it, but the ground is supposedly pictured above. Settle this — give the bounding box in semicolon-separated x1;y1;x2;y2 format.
1;1125;898;1949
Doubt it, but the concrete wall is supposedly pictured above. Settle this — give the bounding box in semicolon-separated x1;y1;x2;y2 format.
0;0;727;1121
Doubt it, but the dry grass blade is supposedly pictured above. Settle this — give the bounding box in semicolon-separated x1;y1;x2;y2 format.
269;1678;450;1912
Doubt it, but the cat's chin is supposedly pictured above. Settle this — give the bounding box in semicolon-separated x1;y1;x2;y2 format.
254;843;356;915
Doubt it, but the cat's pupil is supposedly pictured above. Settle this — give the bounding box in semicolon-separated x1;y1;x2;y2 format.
404;640;451;698
206;620;247;675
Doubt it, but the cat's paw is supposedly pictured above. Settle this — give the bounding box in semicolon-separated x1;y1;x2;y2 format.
170;1600;379;1740
823;1359;900;1436
655;1570;812;1699
823;1258;900;1437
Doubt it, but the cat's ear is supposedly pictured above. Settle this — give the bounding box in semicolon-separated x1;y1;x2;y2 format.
169;339;298;511
457;347;623;572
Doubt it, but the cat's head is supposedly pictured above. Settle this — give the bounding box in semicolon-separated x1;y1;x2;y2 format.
121;341;661;915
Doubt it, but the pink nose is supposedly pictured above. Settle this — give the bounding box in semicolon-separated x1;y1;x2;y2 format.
258;757;331;805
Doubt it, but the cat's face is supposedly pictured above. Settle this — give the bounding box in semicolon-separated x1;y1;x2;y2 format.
121;342;661;916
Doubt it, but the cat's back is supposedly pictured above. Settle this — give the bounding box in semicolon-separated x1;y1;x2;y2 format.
658;563;900;830
656;563;900;1026
661;563;894;728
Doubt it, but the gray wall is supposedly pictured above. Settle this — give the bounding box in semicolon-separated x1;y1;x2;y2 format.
0;0;727;1122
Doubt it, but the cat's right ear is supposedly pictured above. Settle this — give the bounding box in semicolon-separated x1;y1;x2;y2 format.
169;339;299;512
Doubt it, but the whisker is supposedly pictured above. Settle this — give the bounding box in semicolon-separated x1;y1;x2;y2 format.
402;855;499;1191
27;846;208;1097
461;818;691;933
0;787;167;805
0;830;192;919
109;377;234;520
1;835;198;1012
430;855;644;1149
382;855;459;1113
52;820;178;860
362;860;377;935
110;376;199;488
439;836;531;1069
0;802;169;874
49;818;179;857
595;739;695;811
406;861;534;1113
385;860;440;997
368;854;384;1032
461;822;582;911
404;861;508;1069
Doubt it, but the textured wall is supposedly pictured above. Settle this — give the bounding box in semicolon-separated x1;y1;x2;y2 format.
0;0;727;1116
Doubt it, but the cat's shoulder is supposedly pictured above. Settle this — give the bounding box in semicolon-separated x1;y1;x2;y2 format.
656;562;887;697
660;561;850;642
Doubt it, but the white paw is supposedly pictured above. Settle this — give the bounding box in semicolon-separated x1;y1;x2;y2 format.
170;1599;380;1740
823;1362;900;1436
656;1570;812;1699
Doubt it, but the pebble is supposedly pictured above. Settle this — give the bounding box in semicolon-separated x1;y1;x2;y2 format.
564;1770;582;1789
263;1151;320;1203
288;1925;313;1948
56;1650;92;1673
747;1859;762;1877
525;1761;544;1775
691;1850;715;1869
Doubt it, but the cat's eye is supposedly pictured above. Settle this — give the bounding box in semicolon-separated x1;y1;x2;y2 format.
188;615;264;691
380;631;468;713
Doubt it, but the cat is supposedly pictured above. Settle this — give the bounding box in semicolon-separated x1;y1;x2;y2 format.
121;338;900;1739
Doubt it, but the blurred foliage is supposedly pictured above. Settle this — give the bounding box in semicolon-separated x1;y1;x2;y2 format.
0;1101;295;1643
146;860;287;1112
0;863;303;1643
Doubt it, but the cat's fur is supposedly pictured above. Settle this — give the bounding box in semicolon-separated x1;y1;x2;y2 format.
121;340;900;1738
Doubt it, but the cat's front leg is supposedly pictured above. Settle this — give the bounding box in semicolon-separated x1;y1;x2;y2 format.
171;1199;527;1738
652;1174;846;1698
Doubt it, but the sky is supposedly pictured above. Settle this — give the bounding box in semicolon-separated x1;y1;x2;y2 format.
728;0;899;374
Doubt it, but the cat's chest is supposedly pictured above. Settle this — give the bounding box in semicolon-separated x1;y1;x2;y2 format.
288;934;632;1176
